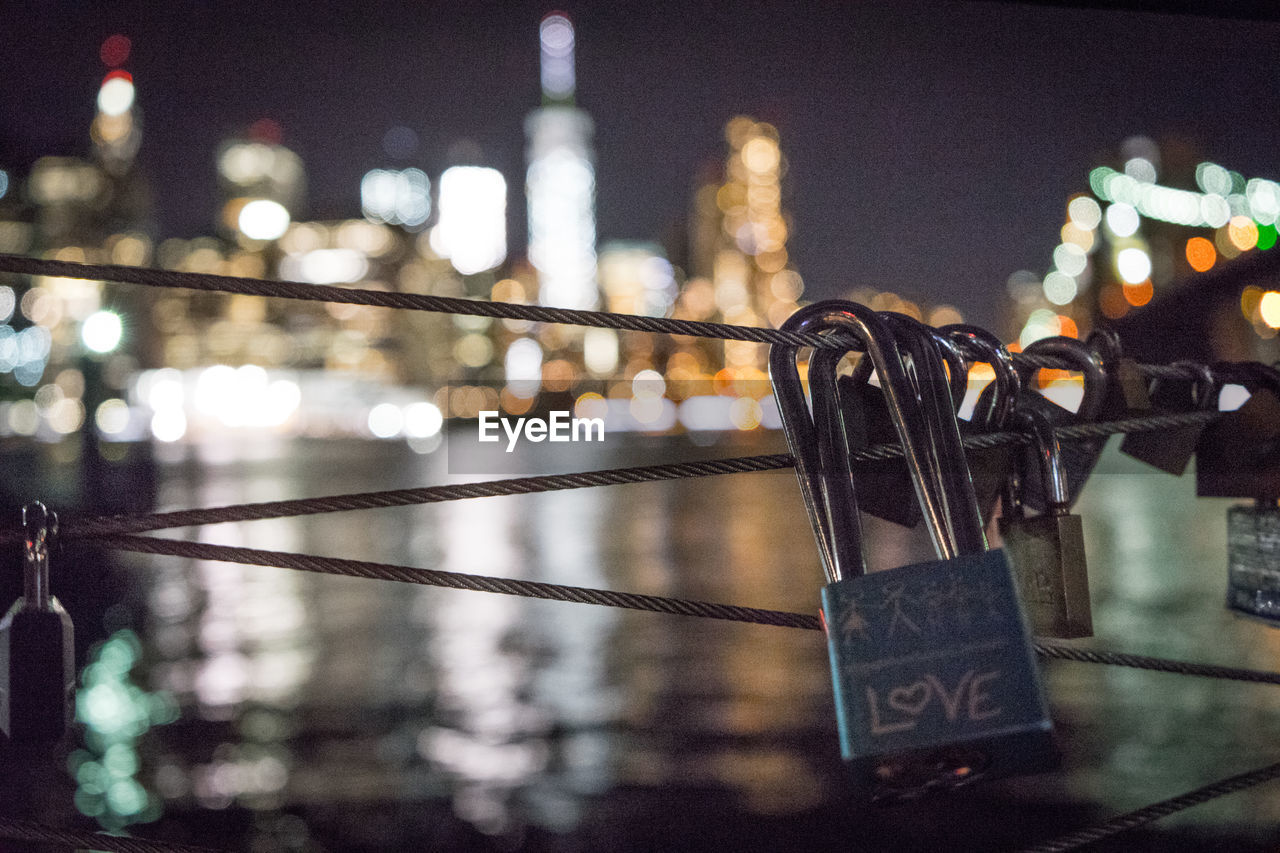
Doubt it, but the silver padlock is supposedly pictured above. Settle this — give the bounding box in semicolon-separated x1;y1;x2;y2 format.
1226;499;1280;624
772;302;1057;799
0;502;75;742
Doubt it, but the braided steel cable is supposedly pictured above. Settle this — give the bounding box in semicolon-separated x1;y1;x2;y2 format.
97;534;825;630
1;410;1217;546
95;534;1280;688
1016;760;1280;852
0;254;1214;381
0;816;230;853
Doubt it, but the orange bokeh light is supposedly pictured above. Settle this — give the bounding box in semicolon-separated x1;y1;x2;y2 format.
1123;279;1153;307
1100;284;1130;319
1186;237;1216;272
1055;315;1079;338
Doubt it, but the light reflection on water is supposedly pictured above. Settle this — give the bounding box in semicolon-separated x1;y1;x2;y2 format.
116;435;1280;847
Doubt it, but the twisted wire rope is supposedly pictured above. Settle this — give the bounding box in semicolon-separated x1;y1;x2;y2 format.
0;254;1213;380
1015;760;1280;852
0;409;1217;547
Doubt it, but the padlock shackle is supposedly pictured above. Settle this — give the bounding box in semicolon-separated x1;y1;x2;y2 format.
770;302;951;579
809;344;868;581
21;502;56;611
881;313;988;558
1013;408;1070;509
846;325;969;418
1018;336;1107;421
942;324;1021;431
1153;360;1218;411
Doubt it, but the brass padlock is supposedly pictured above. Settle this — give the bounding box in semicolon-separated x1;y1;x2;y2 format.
0;502;75;742
999;408;1092;638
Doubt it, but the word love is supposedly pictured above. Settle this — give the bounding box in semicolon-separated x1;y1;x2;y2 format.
477;410;606;452
866;668;1003;735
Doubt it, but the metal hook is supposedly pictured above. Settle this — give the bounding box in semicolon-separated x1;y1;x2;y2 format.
21;501;57;611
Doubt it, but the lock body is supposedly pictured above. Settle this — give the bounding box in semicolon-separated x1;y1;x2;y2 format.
1226;503;1280;624
0;596;74;741
1120;371;1209;476
1196;388;1280;499
821;549;1056;798
999;511;1092;638
840;376;923;528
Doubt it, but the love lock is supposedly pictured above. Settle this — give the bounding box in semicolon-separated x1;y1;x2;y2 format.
0;502;75;742
999;407;1092;638
771;301;1057;800
1195;361;1280;624
1013;336;1108;513
1119;361;1216;476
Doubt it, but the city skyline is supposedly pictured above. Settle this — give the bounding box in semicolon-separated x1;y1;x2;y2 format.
6;2;1280;331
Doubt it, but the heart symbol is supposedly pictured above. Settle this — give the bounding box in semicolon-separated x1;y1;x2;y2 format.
887;681;931;717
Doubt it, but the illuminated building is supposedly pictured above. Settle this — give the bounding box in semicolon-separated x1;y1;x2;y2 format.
674;117;802;380
1005;135;1280;363
216;120;305;244
525;13;598;312
433;166;507;276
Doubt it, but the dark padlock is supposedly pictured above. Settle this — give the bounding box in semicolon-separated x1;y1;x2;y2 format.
1085;325;1152;419
943;324;1021;527
1014;336;1107;513
999;408;1092;638
1119;361;1216;476
1196;362;1280;500
1225;498;1280;624
0;502;74;742
772;301;1057;799
833;316;970;530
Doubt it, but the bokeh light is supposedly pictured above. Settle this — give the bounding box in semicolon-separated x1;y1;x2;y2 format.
82;310;123;353
1260;291;1280;328
1105;203;1140;237
1227;215;1259;251
1185;237;1217;272
99;34;132;67
238;200;290;241
97;72;135;116
1116;247;1152;284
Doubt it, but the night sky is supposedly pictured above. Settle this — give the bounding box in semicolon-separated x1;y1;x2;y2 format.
5;1;1280;329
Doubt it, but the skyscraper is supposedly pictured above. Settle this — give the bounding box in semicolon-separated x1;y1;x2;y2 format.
524;12;599;312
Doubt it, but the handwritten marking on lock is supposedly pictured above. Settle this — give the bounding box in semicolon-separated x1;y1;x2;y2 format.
834;574;1010;645
866;669;1004;735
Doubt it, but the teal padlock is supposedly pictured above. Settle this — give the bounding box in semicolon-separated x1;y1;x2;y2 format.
771;301;1057;799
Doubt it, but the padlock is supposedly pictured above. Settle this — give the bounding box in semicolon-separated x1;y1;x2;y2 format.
1119;361;1216;476
998;408;1092;638
942;324;1021;527
772;301;1057;799
0;502;74;742
1014;335;1107;513
1085;325;1152;419
832;316;976;531
1196;361;1280;500
827;322;951;530
1225;499;1280;624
